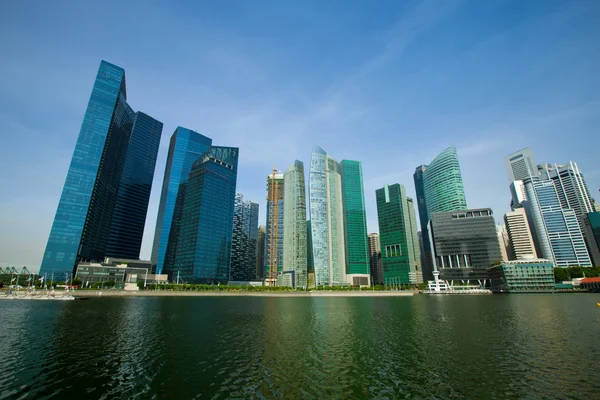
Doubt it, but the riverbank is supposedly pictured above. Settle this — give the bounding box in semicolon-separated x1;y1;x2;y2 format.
70;290;415;298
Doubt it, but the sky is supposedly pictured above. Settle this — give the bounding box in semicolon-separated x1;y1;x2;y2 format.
1;0;599;272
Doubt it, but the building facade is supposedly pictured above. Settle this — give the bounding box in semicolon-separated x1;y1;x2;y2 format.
309;146;346;286
504;147;538;182
413;147;467;282
172;146;239;283
488;259;555;293
429;208;503;285
376;184;422;285
265;171;284;283
230;194;259;282
581;212;600;266
524;178;591;267
151;128;212;275
282;161;308;288
105;112;163;259
368;233;383;285
340;160;370;286
40;61;162;277
256;226;266;280
504;208;538;260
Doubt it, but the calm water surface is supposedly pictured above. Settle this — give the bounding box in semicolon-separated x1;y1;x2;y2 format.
0;294;599;399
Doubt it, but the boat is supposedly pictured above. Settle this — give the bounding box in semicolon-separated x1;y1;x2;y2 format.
0;292;75;301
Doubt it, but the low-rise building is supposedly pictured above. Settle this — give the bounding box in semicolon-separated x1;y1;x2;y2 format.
487;258;555;293
75;258;167;289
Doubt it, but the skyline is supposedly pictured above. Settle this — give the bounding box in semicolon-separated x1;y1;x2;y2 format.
1;0;600;271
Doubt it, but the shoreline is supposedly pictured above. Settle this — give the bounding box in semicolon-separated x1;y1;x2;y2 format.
69;290;415;298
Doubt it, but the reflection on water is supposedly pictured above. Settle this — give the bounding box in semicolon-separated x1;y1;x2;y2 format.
0;294;598;399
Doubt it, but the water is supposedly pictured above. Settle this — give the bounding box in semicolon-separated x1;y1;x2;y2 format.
0;294;598;399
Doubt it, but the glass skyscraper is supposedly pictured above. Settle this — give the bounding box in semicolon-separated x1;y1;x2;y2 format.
524;178;591;267
230;194;259;282
340;160;370;285
413;147;467;281
172;146;239;283
375;184;422;285
309;146;346;286
105;112;163;259
283;160;308;288
151;128;212;275
40;61;162;278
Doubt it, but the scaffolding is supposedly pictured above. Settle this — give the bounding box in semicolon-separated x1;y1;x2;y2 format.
266;169;283;286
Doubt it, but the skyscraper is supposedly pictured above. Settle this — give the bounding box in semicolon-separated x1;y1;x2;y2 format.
105;112;163;259
497;224;510;262
151;128;212;275
504;147;538;182
40;61;162;277
523;178;591;267
309;146;346;286
256;226;266;280
368;233;383;285
230;194;259;282
172;146;239;283
265;170;284;284
504;208;538;260
429;208;503;285
538;162;595;222
413;147;467;281
376;184;422;285
581;212;600;266
340;160;370;286
283;161;308;287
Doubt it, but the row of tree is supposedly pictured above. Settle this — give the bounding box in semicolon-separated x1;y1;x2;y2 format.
554;267;600;282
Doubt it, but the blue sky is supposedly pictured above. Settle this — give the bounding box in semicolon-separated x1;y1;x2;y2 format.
1;0;599;272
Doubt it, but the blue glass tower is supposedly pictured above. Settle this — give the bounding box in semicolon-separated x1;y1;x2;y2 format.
40;61;162;277
151;128;212;274
173;146;239;283
105;112;163;259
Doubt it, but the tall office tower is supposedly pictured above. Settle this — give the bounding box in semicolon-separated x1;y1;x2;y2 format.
173;146;239;283
256;226;266;280
538;162;595;221
581;212;600;265
282;161;308;287
413;147;467;281
105;113;163;259
340;160;370;286
307;220;314;273
376;184;423;285
504;208;538;260
496;224;510;262
265;171;284;284
504;147;538;182
230;194;259;282
509;180;528;211
368;233;383;285
429;208;503;285
151;128;212;274
40;61;163;277
309;146;346;286
524;178;592;267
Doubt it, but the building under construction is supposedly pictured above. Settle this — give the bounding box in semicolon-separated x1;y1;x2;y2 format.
265;170;284;286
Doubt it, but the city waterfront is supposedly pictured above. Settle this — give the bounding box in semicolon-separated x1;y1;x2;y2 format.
1;294;598;399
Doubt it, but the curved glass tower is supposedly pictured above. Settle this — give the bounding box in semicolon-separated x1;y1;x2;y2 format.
309;146;346;286
413;147;467;281
283;161;307;287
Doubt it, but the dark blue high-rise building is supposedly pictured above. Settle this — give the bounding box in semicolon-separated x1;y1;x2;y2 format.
150;128;212;275
230;194;259;282
105;112;163;259
173;146;239;283
40;61;162;278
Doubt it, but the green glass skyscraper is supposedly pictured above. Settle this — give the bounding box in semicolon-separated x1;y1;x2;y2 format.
340;160;370;286
283;160;307;288
414;147;467;281
376;184;422;285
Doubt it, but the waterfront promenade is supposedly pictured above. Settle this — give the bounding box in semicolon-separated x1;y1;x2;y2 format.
69;290;415;298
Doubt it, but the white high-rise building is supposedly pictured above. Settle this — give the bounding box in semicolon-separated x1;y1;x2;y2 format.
504;147;538;182
496;224;510;262
538;162;595;222
309;146;346;286
504;208;537;260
